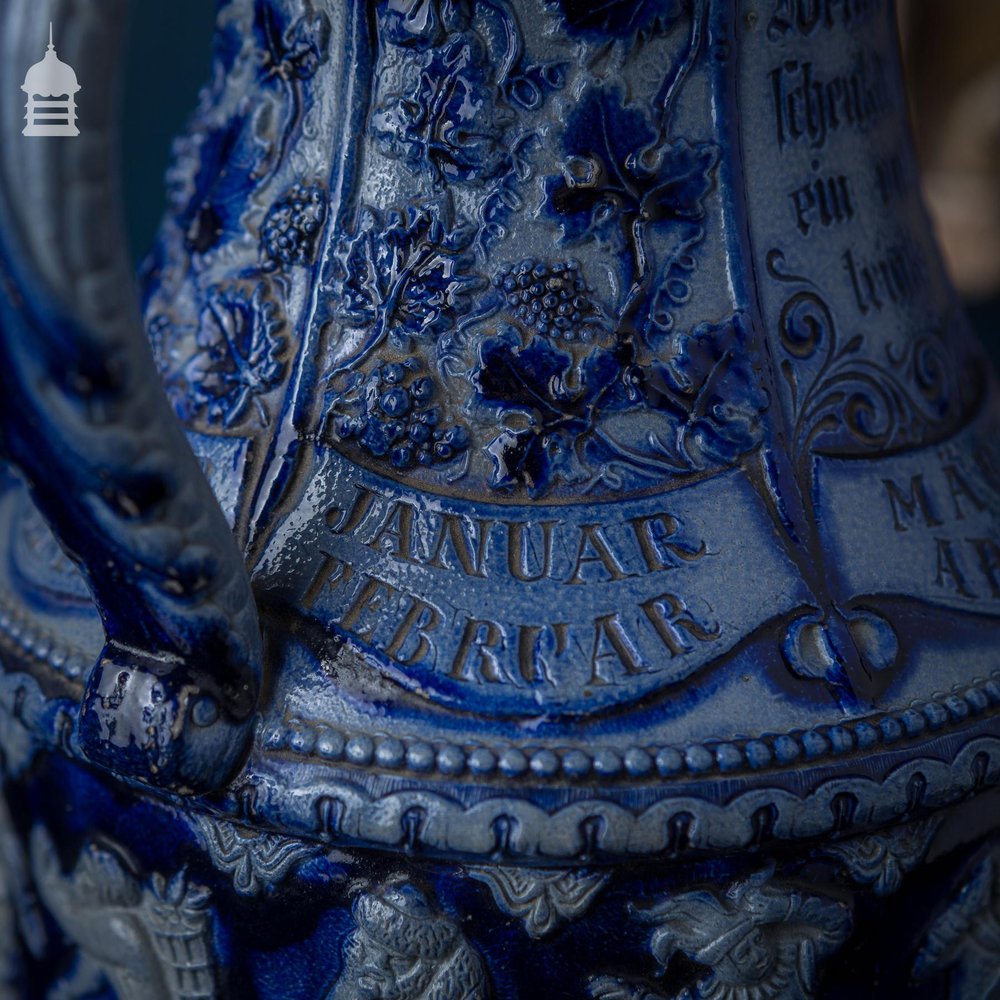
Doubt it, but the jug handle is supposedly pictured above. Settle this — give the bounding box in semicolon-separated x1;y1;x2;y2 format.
0;1;262;794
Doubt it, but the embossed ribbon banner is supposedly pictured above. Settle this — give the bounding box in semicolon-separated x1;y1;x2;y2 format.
259;455;810;714
818;410;1000;615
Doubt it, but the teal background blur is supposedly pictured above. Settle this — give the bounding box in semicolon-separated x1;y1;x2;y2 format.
123;1;215;264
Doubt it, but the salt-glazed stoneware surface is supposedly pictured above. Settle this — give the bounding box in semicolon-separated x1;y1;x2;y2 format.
0;0;997;996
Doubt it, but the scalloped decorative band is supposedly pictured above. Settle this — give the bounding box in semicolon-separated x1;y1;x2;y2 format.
239;728;1000;860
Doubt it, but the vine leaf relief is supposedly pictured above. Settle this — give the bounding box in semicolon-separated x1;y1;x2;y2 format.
469;866;609;939
544;84;719;337
374;0;565;187
328;204;480;371
825;817;941;897
473;327;640;495
180;284;285;429
192;815;320;897
471;311;766;497
314;0;746;502
913;849;1000;1000
373;0;568;257
623;870;853;1000
258;5;332;82
645;314;768;469
179;113;271;258
178;5;331;257
373;31;514;184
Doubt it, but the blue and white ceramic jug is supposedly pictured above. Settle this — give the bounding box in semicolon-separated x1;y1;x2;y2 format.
0;0;997;997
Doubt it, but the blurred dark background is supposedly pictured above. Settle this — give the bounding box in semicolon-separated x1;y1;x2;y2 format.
900;2;1000;366
122;1;1000;365
122;1;215;263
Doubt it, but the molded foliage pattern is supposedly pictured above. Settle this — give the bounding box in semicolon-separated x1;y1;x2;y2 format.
543;85;719;338
316;0;756;498
330;204;480;357
176;284;286;429
373;32;514;183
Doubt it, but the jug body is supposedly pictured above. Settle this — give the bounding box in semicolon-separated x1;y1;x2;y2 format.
0;0;998;997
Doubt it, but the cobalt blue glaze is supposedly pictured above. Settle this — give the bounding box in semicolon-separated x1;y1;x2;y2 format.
0;1;262;797
0;0;998;996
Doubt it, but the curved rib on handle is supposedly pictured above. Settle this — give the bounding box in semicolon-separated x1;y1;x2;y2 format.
0;0;262;794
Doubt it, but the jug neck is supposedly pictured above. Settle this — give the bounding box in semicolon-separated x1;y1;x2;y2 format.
146;0;986;721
